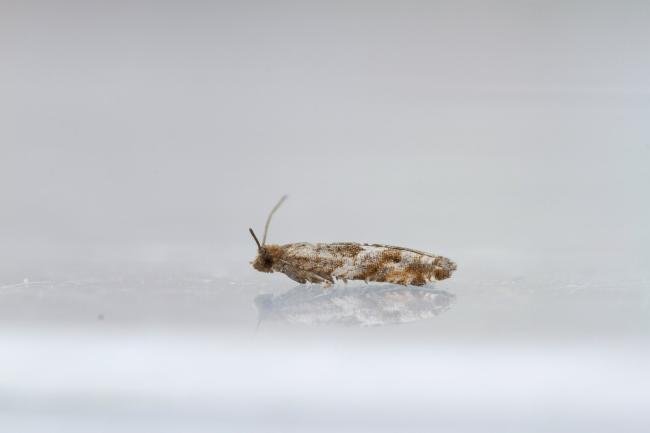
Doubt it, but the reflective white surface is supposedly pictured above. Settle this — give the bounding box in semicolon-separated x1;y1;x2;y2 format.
1;260;649;433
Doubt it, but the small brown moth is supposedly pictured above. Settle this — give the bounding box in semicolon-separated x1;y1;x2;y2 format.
249;196;457;287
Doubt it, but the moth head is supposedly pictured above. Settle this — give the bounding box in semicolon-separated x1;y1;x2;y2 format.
252;252;275;272
249;195;287;273
249;230;275;272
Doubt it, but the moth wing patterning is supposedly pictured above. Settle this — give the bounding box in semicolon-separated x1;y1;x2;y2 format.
274;242;456;286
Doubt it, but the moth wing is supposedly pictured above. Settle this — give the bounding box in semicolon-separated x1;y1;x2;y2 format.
363;243;439;259
324;242;362;246
326;242;439;258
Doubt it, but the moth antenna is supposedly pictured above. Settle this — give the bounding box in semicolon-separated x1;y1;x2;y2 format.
262;195;287;245
249;228;262;249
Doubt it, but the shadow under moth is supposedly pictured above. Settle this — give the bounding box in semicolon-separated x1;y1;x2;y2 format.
249;196;457;287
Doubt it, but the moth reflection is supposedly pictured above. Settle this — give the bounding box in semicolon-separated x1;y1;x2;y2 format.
254;284;455;327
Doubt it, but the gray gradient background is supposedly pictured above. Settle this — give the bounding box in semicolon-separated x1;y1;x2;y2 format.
2;0;649;267
1;1;650;433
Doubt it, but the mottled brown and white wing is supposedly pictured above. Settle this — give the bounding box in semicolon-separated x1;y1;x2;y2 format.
273;242;456;286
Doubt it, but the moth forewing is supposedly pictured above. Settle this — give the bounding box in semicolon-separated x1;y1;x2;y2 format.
249;197;457;286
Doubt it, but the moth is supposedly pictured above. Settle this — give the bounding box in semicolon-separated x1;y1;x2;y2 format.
249;196;457;287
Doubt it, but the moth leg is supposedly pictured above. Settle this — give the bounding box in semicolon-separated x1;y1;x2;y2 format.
277;263;308;284
280;263;329;286
305;272;333;286
298;270;334;287
283;269;307;284
277;259;333;287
